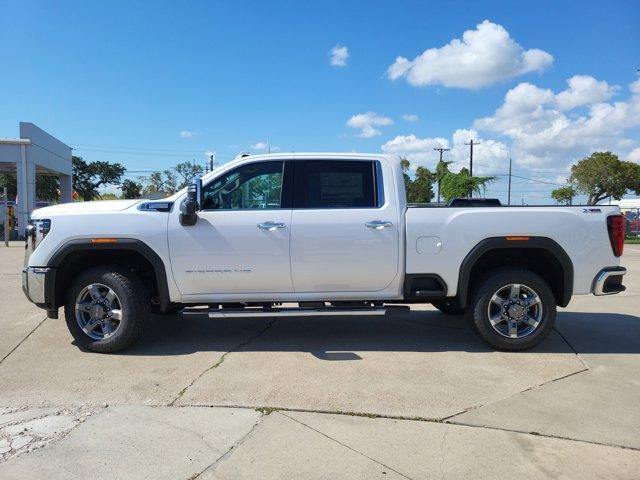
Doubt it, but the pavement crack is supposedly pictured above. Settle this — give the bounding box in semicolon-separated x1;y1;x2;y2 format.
0;315;47;365
168;318;277;406
187;412;265;480
438;428;448;480
553;326;589;369
279;411;416;480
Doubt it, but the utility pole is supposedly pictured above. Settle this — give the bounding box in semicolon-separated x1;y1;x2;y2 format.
464;139;480;177
433;147;450;203
3;187;7;247
507;157;512;206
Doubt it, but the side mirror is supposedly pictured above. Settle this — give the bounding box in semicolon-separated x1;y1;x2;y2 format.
179;178;202;226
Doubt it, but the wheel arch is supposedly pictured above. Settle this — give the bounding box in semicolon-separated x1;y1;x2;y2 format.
455;237;573;308
48;238;171;312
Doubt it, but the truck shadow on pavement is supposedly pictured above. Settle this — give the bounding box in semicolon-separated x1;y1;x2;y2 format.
112;310;640;357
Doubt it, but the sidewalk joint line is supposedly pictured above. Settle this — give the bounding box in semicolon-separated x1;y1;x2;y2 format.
0;315;47;365
440;367;590;422
279;411;415;480
188;412;265;479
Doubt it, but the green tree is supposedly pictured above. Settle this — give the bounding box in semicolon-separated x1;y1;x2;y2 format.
120;179;143;199
0;173;59;202
550;185;576;205
407;166;436;203
99;192;119;200
140;170;178;195
175;161;204;189
399;158;436;203
73;156;125;201
400;157;411;186
439;165;495;202
569;151;640;205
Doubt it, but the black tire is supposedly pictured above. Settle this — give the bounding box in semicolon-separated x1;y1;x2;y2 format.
432;299;465;315
469;267;556;351
64;266;148;353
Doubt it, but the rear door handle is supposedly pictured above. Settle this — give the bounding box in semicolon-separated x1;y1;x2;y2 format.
365;220;393;229
258;221;286;231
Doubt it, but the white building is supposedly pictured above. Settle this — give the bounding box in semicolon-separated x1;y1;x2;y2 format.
605;198;640;213
0;123;73;237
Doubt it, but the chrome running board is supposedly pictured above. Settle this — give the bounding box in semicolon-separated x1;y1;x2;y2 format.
181;305;410;318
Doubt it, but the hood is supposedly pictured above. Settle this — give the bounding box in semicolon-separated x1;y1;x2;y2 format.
32;199;142;217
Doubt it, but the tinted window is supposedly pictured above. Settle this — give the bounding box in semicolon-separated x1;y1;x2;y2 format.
201;161;283;210
295;160;378;208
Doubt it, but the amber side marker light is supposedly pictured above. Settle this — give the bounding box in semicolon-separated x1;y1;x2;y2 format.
91;238;118;244
505;236;530;241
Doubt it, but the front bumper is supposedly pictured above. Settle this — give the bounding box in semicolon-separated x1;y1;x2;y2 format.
592;267;627;296
22;267;54;307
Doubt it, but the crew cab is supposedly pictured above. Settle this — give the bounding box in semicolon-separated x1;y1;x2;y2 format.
22;153;627;352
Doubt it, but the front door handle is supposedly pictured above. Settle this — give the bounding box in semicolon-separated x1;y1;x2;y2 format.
365;220;393;229
258;221;286;231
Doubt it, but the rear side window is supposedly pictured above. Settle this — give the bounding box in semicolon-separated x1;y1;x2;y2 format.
294;160;380;208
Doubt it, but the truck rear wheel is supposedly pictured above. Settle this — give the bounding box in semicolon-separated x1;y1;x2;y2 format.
469;267;556;351
64;266;148;353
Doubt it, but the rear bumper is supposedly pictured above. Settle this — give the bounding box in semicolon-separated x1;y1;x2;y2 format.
592;267;626;296
22;267;56;310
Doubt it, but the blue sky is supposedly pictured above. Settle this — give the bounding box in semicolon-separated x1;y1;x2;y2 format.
1;0;639;203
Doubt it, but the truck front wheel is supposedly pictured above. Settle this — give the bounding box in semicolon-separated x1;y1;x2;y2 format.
469;268;556;351
64;266;148;353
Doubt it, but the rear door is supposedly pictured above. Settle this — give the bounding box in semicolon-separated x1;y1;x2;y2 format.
289;159;399;293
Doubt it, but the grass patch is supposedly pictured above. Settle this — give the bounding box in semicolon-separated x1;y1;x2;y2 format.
625;238;640;244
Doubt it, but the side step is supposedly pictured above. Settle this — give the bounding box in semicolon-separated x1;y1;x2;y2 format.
182;306;409;318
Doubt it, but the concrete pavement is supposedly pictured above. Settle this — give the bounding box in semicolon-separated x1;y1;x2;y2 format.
1;243;639;479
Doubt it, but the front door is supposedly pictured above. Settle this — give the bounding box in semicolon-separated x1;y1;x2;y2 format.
168;160;293;296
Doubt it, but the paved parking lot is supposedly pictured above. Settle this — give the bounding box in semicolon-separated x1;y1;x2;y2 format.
1;243;639;479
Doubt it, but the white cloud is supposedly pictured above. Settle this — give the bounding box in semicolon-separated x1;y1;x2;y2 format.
555;75;618;110
330;44;349;67
250;142;279;152
629;147;640;163
381;129;509;173
346;112;393;138
474;76;640;169
401;114;419;122
179;130;196;138
387;20;553;89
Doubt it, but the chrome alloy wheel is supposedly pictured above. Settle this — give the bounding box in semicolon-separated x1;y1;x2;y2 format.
487;283;543;339
75;283;123;340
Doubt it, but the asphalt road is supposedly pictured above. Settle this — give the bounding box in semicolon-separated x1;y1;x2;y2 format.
1;242;639;479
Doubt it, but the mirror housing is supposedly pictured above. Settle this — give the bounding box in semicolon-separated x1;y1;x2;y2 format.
179;178;202;226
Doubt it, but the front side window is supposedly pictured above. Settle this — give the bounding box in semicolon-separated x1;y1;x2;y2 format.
294;160;378;208
201;161;283;210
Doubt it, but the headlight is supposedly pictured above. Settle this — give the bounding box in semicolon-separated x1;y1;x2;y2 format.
25;218;51;255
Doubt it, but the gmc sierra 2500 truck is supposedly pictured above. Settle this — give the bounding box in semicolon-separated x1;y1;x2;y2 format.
23;153;627;352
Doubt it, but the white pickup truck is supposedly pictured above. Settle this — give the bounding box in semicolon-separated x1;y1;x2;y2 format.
23;153;627;353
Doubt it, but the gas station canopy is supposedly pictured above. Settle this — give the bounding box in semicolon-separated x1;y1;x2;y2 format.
0;122;73;238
